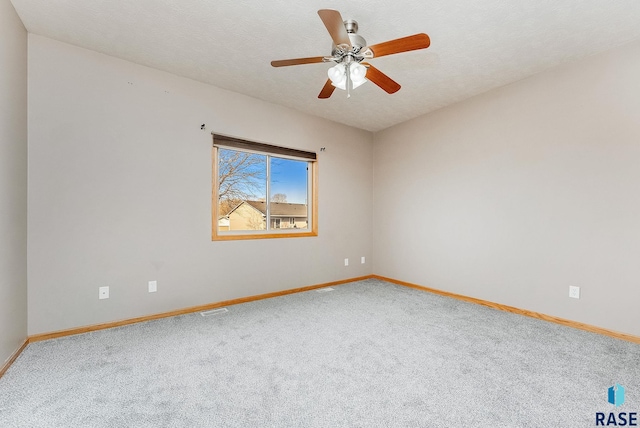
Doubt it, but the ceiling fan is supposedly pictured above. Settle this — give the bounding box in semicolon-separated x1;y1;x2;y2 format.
271;9;430;99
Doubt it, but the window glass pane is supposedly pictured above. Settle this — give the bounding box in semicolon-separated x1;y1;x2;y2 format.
218;148;267;232
270;157;309;230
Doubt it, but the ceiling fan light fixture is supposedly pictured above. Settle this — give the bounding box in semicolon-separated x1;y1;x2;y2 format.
272;10;430;99
332;81;347;90
328;63;346;88
350;62;367;87
328;62;366;91
351;79;366;89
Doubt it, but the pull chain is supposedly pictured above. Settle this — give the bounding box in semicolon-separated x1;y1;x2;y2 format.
346;63;351;98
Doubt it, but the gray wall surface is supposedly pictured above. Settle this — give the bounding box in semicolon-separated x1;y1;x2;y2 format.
27;35;374;335
373;40;640;337
0;0;28;363
18;29;640;339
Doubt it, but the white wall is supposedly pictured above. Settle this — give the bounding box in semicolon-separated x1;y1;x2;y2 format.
0;0;28;363
27;35;373;335
374;40;640;337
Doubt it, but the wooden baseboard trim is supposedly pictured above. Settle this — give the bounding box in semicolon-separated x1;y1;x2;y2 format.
372;275;640;345
28;274;638;346
29;275;373;343
0;338;29;380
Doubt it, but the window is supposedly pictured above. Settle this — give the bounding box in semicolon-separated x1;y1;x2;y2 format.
212;134;318;240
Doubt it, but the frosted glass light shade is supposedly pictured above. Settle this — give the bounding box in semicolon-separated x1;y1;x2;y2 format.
350;62;367;84
327;62;367;91
328;64;346;89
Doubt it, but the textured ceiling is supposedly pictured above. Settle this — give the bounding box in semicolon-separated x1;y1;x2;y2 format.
10;0;640;132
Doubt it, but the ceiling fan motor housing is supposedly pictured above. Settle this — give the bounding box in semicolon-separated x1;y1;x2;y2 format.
344;19;358;34
331;20;367;57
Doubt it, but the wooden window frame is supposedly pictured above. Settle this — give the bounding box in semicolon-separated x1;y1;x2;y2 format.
211;135;318;241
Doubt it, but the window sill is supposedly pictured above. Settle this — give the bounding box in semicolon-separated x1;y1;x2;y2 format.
212;230;318;241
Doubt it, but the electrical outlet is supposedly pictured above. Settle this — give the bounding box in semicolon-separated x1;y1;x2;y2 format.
99;286;109;299
344;258;349;266
361;256;366;264
569;286;580;299
148;280;157;293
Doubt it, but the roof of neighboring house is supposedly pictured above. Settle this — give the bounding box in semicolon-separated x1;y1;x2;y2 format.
228;200;307;217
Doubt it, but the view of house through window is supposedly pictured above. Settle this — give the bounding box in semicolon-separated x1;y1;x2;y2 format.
213;135;317;240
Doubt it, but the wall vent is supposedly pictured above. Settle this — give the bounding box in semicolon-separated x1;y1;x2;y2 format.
200;308;228;316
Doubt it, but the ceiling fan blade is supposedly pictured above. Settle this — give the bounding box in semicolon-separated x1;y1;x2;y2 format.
367;33;430;58
271;56;326;67
362;63;401;94
318;9;351;49
318;79;336;99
